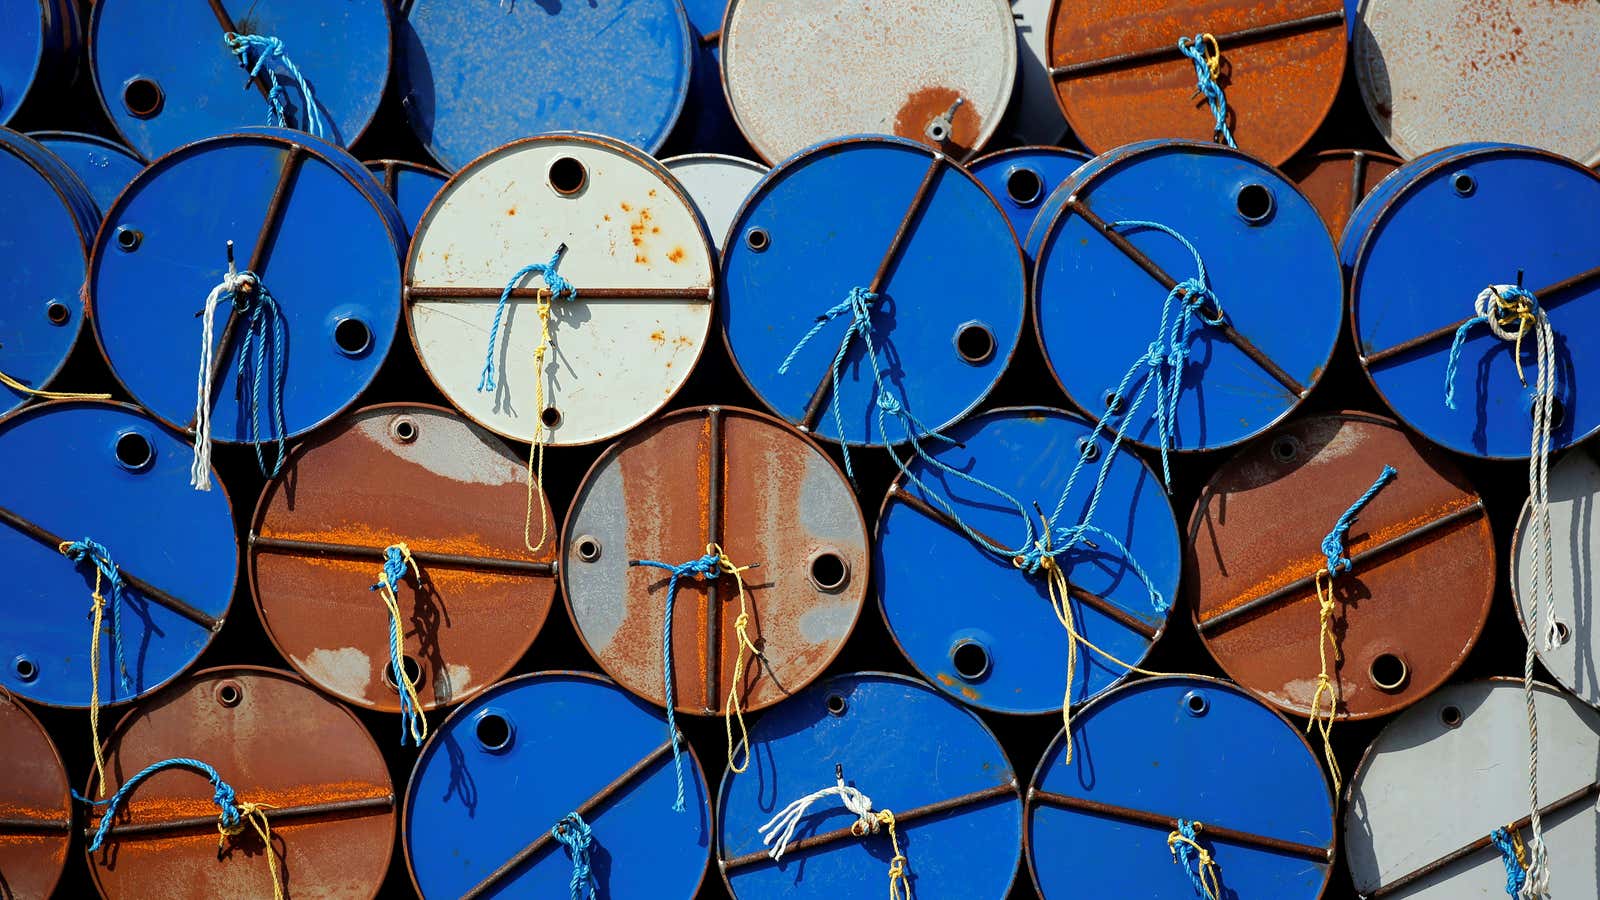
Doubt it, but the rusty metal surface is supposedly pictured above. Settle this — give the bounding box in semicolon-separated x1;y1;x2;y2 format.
1283;147;1403;242
85;667;394;900
1047;0;1346;167
562;406;868;714
250;403;557;714
0;693;71;899
1186;411;1494;720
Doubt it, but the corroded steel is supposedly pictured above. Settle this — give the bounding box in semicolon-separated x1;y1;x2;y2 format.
0;693;71;899
1283;148;1402;241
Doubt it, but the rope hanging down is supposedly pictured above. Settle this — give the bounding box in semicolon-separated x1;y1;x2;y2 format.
634;547;718;813
551;812;599;900
372;543;427;746
1492;825;1531;898
58;538;130;799
759;768;911;899
224;33;325;137
1177;33;1235;147
1168;819;1222;900
192;260;289;488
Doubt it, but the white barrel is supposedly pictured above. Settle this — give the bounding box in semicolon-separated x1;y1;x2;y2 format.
663;153;768;254
1514;448;1600;708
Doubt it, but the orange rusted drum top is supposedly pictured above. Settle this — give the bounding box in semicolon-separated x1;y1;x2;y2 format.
0;693;71;899
1282;148;1403;242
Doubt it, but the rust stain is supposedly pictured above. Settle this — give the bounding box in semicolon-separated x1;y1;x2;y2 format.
620;201;632;212
667;247;685;263
935;673;956;686
650;330;665;343
506;206;516;216
603;213;611;221
113;782;390;827
959;685;980;700
635;253;649;264
893;86;980;157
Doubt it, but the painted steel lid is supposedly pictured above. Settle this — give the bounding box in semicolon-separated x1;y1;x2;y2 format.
717;672;1023;898
1005;0;1073;146
1188;411;1493;720
1029;139;1341;453
720;0;1018;164
85;666;396;899
0;0;77;126
875;407;1178;716
663;153;767;254
1513;448;1600;708
1282;147;1402;242
365;159;447;238
398;0;692;171
1354;1;1600;165
1046;1;1346;167
404;671;712;899
968;145;1090;248
406;134;716;447
28;131;144;219
721;137;1025;445
250;403;559;718
90;128;405;446
1028;676;1336;898
0;400;235;708
1346;144;1600;458
0;693;71;899
89;0;392;161
1345;679;1600;898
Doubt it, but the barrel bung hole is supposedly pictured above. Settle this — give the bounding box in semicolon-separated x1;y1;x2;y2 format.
825;693;848;717
1440;705;1463;728
45;301;70;325
1182;690;1209;717
575;535;602;563
1368;653;1408;691
389;416;419;443
548;157;587;195
1270;434;1301;463
122;77;163;118
809;552;848;592
475;711;513;751
1076;437;1100;462
955;322;995;365
541;407;562;429
1005;166;1044;206
214;680;243;707
115;431;153;471
383;655;424;691
1235;184;1274;224
334;318;372;356
13;656;37;682
1451;172;1476;197
951;640;991;681
114;226;142;252
744;227;770;252
1554;619;1572;646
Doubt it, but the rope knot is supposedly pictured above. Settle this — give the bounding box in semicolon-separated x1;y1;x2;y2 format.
1168;819;1222;899
477;247;575;393
1177;33;1235;147
224;32;323;137
371;543;427;746
552;812;598;900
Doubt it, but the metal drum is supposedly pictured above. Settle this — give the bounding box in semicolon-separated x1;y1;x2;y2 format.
663;153;767;254
0;693;71;899
1029;139;1342;453
406;134;716;447
88;0;392;161
1028;676;1336;898
717;672;1023;898
674;0;750;156
250;403;558;717
721;136;1025;445
720;0;1017;164
85;666;396;899
365;159;447;238
0;400;235;707
875;407;1179;716
1345;679;1600;898
1188;411;1493;720
968;146;1090;248
0;0;78;126
91;127;405;448
1353;1;1600;164
1005;0;1073;146
29;131;144;219
1513;448;1600;708
1282;147;1402;241
1046;1;1346;167
397;1;692;171
403;671;712;899
1346;144;1600;458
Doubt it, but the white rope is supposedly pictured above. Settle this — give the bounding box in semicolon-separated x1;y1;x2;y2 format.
758;772;880;861
190;264;250;491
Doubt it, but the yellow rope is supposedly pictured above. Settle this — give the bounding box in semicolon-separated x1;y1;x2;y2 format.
1307;568;1343;794
851;809;911;899
0;368;110;400
1488;286;1538;386
525;288;554;553
219;799;285;900
1168;822;1221;900
377;543;427;745
1509;823;1529;870
65;544;111;798
711;543;761;773
1199;33;1222;79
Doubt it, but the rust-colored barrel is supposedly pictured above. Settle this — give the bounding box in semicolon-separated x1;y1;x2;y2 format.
84;666;395;899
0;693;71;899
250;403;559;716
1186;411;1493;720
1282;147;1403;242
562;405;868;715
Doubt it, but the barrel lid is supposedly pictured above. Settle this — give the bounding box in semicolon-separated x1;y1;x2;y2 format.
365;159;446;238
720;0;1017;164
875;407;1177;716
0;692;71;899
1347;144;1600;458
663;153;767;254
717;671;1022;898
1513;448;1600;708
1028;675;1336;898
721;136;1025;445
0;0;71;126
968;146;1090;249
1005;0;1073;146
1281;147;1402;243
1030;139;1341;453
28;130;145;220
404;671;712;899
399;0;692;170
0;400;235;708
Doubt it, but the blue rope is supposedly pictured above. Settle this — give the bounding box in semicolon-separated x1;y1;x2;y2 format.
634;552;721;813
59;538;131;693
1171;819;1217;898
225;33;325;137
1443;286;1539;410
552;812;599;900
1178;35;1236;148
77;758;241;852
228;275;289;479
478;248;576;392
1321;465;1398;575
371;546;423;746
1491;827;1529;897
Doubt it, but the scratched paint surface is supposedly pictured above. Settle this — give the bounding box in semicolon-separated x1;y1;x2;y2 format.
0;696;70;898
30;131;145;221
1512;449;1600;708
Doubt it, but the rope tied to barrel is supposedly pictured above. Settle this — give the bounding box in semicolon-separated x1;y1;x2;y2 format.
1492;825;1531;898
714;546;762;775
1168;819;1222;900
224;32;325;138
58;538;130;798
192;261;288;488
551;812;599;900
371;543;427;746
1177;34;1235;148
634;548;722;813
759;767;912;898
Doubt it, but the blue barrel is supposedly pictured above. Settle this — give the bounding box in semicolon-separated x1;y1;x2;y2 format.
365;159;447;238
967;145;1089;248
88;0;392;161
404;671;711;899
875;407;1178;715
672;0;750;156
90;127;405;448
0;400;235;707
29;131;144;218
398;1;692;172
1028;676;1336;898
0;0;78;126
1346;143;1600;458
1028;139;1341;453
721;136;1025;446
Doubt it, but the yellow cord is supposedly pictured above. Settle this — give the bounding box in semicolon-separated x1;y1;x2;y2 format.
1307;568;1343;794
377;543;427;745
525;288;554;553
710;543;760;773
1168;822;1221;900
219;799;285;900
64;541;111;798
0;368;110;400
1488;286;1538;386
1200;33;1222;80
851;809;911;899
1509;823;1529;870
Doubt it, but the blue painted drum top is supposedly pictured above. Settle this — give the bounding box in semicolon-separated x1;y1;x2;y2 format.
28;131;144;218
365;159;447;238
0;400;236;708
398;0;692;172
1028;676;1336;899
721;137;1026;446
718;672;1022;898
967;145;1089;248
875;407;1178;716
1346;143;1600;458
90;128;405;445
404;671;711;899
0;0;78;126
1028;139;1342;453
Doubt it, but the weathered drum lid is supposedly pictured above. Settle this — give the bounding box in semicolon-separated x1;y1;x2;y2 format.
250;403;558;715
86;666;395;899
717;672;1023;898
1188;411;1493;720
365;159;446;238
0;693;71;899
89;0;392;161
663;153;767;254
0;0;77;126
90;128;404;444
406;134;716;446
1029;139;1341;453
876;407;1178;715
1028;676;1336;898
0;400;234;707
720;0;1017;164
404;671;711;899
1354;1;1600;165
398;1;691;170
564;405;866;714
1282;147;1402;242
967;146;1089;248
1346;144;1600;458
29;131;145;220
1513;448;1600;708
1046;0;1346;167
1345;679;1600;898
1005;0;1073;146
721;136;1025;445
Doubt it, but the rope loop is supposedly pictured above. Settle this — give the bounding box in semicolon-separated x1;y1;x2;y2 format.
1320;465;1399;576
759;772;912;897
1492;826;1530;898
635;549;723;813
371;543;427;746
1177;33;1236;147
191;265;288;488
552;812;599;900
58;537;130;798
1168;819;1222;899
224;32;325;138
